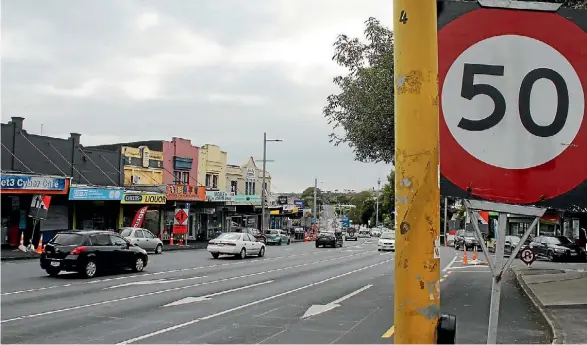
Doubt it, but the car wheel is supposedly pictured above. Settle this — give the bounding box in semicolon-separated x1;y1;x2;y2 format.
378;249;382;252
46;268;60;277
278;240;282;246
211;252;220;259
132;256;145;272
547;251;555;262
155;244;163;254
258;246;265;257
287;239;290;245
315;243;319;248
82;260;97;278
239;248;246;259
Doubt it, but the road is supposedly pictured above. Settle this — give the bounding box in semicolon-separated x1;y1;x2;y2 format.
1;240;550;344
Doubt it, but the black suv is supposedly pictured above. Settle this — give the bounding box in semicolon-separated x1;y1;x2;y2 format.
529;235;587;262
40;230;148;278
316;230;344;248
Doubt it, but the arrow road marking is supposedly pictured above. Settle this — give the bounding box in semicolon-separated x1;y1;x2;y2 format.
116;259;393;344
106;276;207;289
163;280;274;307
301;284;373;319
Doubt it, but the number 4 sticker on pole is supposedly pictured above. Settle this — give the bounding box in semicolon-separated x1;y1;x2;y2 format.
438;2;587;208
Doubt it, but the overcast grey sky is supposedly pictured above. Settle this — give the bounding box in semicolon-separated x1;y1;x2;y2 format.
2;0;394;193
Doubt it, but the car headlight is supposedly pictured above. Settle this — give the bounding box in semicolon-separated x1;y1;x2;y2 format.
555;248;566;253
378;241;384;245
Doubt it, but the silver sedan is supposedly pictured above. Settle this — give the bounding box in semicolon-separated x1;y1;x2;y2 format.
119;227;164;254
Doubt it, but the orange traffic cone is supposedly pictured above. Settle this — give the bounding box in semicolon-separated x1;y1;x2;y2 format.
178;237;183;246
169;233;174;246
472;246;478;261
19;232;24;246
35;235;44;254
462;246;468;264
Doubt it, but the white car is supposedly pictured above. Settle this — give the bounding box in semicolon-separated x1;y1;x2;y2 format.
378;232;396;251
207;232;266;259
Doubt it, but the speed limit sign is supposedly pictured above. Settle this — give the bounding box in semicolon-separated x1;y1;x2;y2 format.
520;248;537;266
439;3;587;208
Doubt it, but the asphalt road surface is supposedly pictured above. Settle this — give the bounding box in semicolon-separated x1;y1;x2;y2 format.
1;240;550;344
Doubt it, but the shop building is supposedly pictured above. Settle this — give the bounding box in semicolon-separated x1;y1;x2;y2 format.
165;184;208;240
1;174;71;247
1;117;123;247
69;186;124;230
198;144;227;191
225;158;272;230
119;191;168;236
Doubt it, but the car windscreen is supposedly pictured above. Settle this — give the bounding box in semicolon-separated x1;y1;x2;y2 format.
550;236;572;245
50;233;86;245
464;232;476;238
380;232;395;239
120;229;133;237
269;230;279;235
216;233;242;241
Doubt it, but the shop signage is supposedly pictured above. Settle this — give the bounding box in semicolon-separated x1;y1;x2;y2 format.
282;205;299;213
232;194;261;203
206;191;234;202
167;184;206;201
121;192;167;204
294;199;304;207
277;195;288;205
69;187;124;201
1;174;66;191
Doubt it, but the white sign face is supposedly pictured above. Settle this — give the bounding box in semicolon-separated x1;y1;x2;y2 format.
442;35;584;169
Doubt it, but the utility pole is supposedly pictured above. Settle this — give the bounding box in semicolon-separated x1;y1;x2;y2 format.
444;197;449;246
261;132;267;233
376;178;381;227
260;133;282;233
313;178;318;217
393;0;441;343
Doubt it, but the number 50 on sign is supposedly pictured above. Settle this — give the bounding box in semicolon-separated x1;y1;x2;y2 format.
438;4;587;209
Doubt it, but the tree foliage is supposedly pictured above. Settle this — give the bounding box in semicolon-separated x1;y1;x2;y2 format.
323;17;395;164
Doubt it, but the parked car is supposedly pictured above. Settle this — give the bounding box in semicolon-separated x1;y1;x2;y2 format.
529;235;587;262
40;230;148;278
119;227;164;254
504;235;521;256
265;229;291;245
378;231;395;251
454;229;480;251
316;230;343;248
371;228;382;237
207;232;265;259
234;227;266;244
358;229;371;238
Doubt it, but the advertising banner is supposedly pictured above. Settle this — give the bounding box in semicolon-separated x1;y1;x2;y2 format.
131;206;149;227
29;194;52;220
121;193;167;204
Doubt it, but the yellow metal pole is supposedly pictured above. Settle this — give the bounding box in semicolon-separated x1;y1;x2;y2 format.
393;0;441;343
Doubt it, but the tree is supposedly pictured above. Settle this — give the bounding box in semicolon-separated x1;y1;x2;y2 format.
323;17;395;164
324;1;585;164
300;186;322;211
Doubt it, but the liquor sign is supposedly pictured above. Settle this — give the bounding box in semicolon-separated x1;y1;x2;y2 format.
121;192;167;204
173;207;189;234
438;1;587;210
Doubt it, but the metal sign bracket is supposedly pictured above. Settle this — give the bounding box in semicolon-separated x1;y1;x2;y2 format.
463;199;546;344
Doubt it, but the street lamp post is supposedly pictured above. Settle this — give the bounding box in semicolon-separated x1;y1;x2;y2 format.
376;177;381;227
261;133;282;233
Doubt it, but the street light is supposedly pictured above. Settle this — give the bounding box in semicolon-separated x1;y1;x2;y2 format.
376;177;381;227
261;132;282;232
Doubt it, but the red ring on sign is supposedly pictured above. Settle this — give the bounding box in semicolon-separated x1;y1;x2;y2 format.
439;8;587;204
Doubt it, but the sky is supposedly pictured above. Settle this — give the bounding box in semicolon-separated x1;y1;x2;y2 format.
1;0;394;193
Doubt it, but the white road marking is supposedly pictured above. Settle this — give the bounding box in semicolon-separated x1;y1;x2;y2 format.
442;255;458;272
301;284;373;319
163;280;274;307
446;265;489;270
116;258;394;344
106;276;206;289
1;249;331;297
1;251;372;323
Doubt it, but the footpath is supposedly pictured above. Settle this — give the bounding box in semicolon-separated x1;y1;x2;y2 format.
514;267;587;344
1;242;208;262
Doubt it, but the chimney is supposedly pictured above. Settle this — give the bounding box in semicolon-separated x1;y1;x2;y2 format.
70;132;81;146
11;117;24;130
